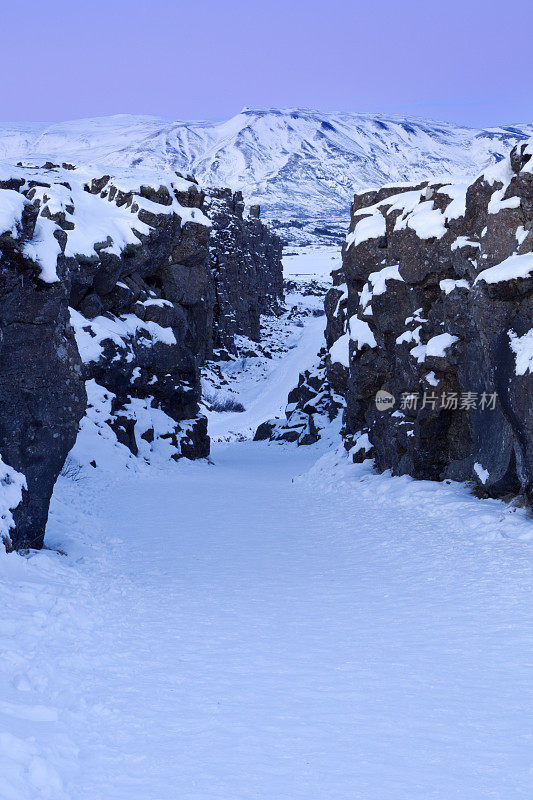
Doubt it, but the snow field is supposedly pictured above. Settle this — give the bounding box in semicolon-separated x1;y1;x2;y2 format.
0;247;531;799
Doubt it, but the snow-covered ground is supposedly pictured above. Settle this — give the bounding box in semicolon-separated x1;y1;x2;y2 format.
282;245;341;279
1;249;531;800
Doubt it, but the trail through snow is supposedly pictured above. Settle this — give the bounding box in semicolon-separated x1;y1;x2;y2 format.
206;313;325;441
3;440;531;799
0;249;531;799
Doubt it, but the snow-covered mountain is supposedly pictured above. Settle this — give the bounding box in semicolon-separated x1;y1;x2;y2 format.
1;109;531;225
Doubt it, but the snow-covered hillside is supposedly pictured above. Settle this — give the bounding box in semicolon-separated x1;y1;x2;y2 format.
1;109;531;227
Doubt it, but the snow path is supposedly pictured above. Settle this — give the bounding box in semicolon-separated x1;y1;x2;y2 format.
2;439;531;799
206;314;326;440
1;247;531;799
204;244;337;442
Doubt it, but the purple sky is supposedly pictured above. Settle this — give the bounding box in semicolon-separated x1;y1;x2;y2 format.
4;0;532;127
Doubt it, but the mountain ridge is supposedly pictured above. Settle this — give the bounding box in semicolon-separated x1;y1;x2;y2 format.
1;108;532;227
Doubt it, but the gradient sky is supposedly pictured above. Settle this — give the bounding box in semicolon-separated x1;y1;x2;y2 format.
3;0;531;127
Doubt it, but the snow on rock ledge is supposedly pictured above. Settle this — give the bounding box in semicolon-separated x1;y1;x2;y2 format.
475;252;533;285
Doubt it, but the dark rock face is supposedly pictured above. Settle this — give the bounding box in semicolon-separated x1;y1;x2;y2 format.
0;202;86;549
0;166;283;549
325;138;533;499
67;175;214;464
205;190;283;353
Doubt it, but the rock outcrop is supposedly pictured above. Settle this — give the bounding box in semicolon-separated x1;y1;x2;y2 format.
324;137;533;498
0;195;86;549
258;137;532;503
0;164;282;549
66;172;214;466
205;189;283;354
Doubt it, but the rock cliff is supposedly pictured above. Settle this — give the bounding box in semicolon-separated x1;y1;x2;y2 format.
262;137;533;503
0;163;282;549
326;137;533;498
205;189;283;354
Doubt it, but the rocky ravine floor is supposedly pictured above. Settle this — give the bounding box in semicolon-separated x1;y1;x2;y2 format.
0;248;531;800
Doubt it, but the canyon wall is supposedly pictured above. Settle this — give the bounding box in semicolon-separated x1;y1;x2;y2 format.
261;137;533;501
0;164;282;549
205;189;283;354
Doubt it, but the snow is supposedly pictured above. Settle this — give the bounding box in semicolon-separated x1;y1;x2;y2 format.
22;216;61;283
0;162;211;287
0;455;26;548
1;427;531;799
205;249;332;441
396;199;447;239
329;331;350;367
426;333;459;357
62;183;152;259
516;226;528;245
1;110;529;229
360;264;404;314
282;245;341;279
424;371;439;386
474;462;490;485
410;333;458;364
410;343;428;363
439;277;470;294
386;188;424;217
391;183;466;240
451;235;480;251
366;263;404;295
346;315;376;350
0;189;26;237
487;191;521;215
345;212;385;249
352;432;372;452
438;183;468;220
70;309;177;364
396;325;421;346
475;252;533;284
141;298;173;308
0;247;531;799
405;307;427;325
209;314;325;442
509;328;533;375
0;183;61;282
482;152;514;187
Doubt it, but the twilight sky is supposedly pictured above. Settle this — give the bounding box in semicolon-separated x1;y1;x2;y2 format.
3;0;532;127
